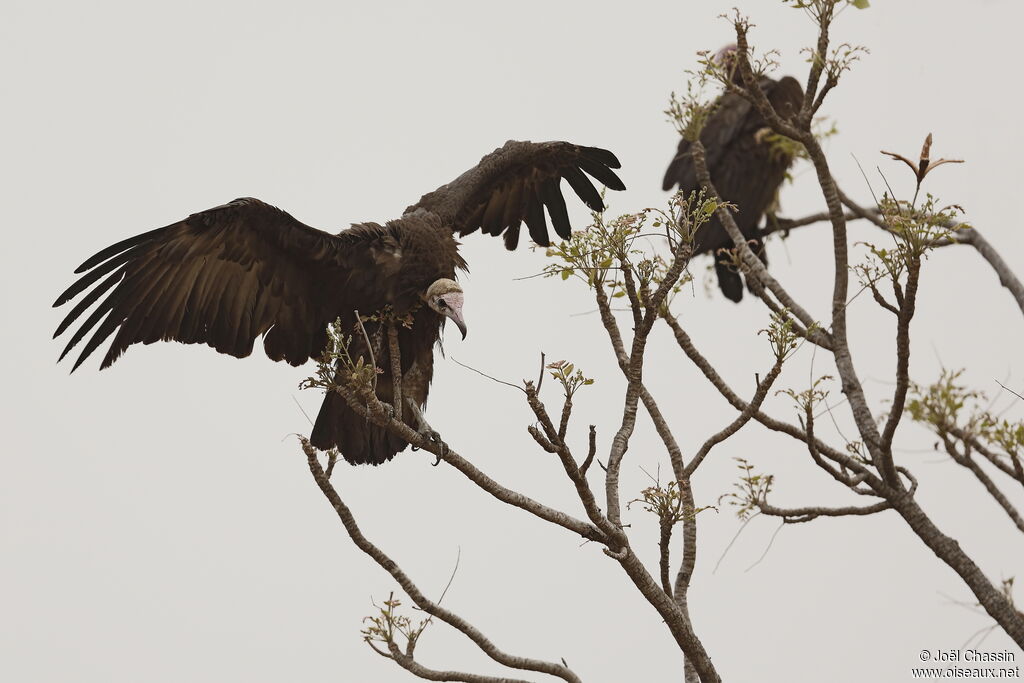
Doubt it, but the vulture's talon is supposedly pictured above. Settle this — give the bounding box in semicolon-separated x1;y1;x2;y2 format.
430;439;448;466
419;429;447;465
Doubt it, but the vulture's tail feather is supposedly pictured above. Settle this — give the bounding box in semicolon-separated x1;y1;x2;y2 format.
310;390;409;466
715;261;744;303
715;237;769;303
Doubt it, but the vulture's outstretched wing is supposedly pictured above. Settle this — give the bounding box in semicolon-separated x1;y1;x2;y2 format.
408;140;625;250
53;198;395;371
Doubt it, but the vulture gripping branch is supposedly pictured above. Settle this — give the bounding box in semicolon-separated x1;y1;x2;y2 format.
53;139;625;466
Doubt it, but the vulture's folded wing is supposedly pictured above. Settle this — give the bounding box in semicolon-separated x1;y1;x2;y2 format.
662;92;754;192
663;76;805;193
406;140;625;250
53;197;387;371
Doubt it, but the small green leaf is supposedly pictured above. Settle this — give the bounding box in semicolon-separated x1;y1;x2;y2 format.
561;268;572;280
851;0;869;8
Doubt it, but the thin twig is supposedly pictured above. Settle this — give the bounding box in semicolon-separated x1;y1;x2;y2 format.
744;521;785;573
451;357;526;394
714;513;760;574
353;310;379;392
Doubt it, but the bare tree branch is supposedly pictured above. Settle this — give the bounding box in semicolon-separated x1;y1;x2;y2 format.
940;435;1024;534
683;363;784;478
947;426;1024;487
880;258;920;457
302;440;583;683
326;381;605;542
758;500;891;524
604;239;694;530
662;311;882;488
690;139;831;350
383;641;536;683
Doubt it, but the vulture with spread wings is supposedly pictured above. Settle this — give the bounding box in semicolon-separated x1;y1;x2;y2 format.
54;140;625;464
663;47;804;302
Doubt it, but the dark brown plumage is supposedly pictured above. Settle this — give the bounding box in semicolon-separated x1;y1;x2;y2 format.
54;140;625;464
664;70;804;302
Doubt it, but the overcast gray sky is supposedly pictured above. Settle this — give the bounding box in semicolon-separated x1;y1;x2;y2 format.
3;1;1022;681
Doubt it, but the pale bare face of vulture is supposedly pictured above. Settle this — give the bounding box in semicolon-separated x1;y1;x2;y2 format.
713;43;741;82
425;278;467;339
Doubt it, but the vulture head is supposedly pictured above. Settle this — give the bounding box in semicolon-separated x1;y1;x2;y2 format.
713;43;742;84
425;278;467;339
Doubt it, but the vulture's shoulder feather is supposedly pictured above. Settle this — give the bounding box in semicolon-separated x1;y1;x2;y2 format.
406;140;625;250
53;197;388;371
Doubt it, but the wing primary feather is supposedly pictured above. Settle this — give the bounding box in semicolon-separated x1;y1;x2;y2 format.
540;179;572;240
58;282;128;365
562;167;604;212
54;249;135;307
577;157;626;191
53;266;126;338
72;309;123;371
523;196;550;247
580;146;622;169
109;263;180;348
74;225;169;274
89;309;136;370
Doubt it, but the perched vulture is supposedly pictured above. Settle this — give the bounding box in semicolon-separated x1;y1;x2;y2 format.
53;140;625;465
663;47;804;302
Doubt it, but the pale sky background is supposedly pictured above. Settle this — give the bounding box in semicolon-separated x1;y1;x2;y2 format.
3;1;1023;681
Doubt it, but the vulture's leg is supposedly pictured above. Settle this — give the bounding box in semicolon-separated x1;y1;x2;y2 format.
405;398;449;466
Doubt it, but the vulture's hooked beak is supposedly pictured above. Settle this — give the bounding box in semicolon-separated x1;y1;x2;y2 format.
438;291;467;340
450;311;468;340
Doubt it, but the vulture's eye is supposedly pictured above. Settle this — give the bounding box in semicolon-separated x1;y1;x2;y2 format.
436;298;448;309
